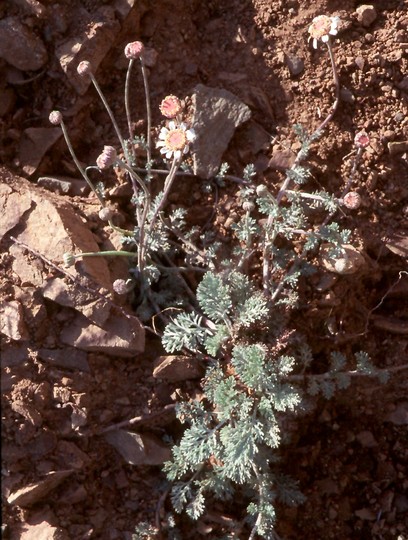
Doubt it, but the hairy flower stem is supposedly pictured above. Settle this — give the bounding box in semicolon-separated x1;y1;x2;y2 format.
71;250;137;262
263;38;340;297
88;72;126;155
59;120;105;207
124;56;152;171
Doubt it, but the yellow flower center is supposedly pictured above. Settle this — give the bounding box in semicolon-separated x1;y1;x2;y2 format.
165;129;187;151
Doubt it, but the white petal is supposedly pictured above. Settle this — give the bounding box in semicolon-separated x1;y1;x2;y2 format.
179;122;187;131
329;28;338;36
186;129;196;142
183;145;189;154
313;38;318;49
322;34;329;42
174;150;182;160
166;150;173;159
157;141;166;148
169;121;176;130
160;147;167;154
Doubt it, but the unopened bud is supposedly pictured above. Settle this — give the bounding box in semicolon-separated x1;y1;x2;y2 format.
63;252;76;267
77;61;92;76
96;146;117;170
99;207;114;221
242;201;255;212
342;191;361;209
256;184;269;197
124;41;144;59
113;278;133;295
49;110;63;125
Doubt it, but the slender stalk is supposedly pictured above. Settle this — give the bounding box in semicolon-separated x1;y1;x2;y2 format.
89;73;126;155
72;250;137;261
124;58;135;141
59;120;105;207
140;56;152;168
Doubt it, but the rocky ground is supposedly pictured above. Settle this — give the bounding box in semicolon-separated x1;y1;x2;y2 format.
1;0;407;539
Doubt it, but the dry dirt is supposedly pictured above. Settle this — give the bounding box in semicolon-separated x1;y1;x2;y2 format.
1;0;408;539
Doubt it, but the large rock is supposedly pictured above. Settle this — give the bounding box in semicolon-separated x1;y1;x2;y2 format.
0;17;47;71
191;84;251;178
19;128;63;176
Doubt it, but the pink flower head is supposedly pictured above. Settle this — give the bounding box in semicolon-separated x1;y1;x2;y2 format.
159;95;183;119
77;60;92;76
49;110;62;125
308;15;340;49
113;279;133;295
124;41;144;59
342;192;362;210
96;145;117;170
156;121;196;160
354;130;370;148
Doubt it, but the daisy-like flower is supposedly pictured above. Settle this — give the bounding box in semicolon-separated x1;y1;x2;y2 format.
354;130;370;148
159;95;183;119
124;41;144;59
156;121;196;160
308;15;340;49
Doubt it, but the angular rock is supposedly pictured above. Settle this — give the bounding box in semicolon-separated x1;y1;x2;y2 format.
11;400;42;427
0;178;32;241
10;244;45;287
192;84;251;178
55;7;120;95
38;348;90;373
356;5;377;27
388;141;408;156
153;355;204;382
385;402;408;426
104;430;171;465
42;277;111;327
19;127;62;176
15;520;68;540
3;171;112;290
268;148;296;171
7;470;73;507
0;300;29;341
0;17;48;71
60;311;144;357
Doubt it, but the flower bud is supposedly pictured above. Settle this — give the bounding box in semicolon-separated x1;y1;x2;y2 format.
159;95;183;119
256;184;269;197
49;110;62;125
113;278;133;295
99;207;114;221
77;61;92;76
124;41;144;59
242;201;255;212
96;146;117;170
63;252;76;267
342;192;361;209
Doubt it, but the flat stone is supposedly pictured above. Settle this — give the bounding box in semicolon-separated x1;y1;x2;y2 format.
385;402;408;426
11;400;42;427
191;84;251;178
0;300;29;341
60;311;144;357
153;355;204;382
0;344;28;367
38;348;90;373
42;277;111;327
19;127;62;176
0;17;48;71
104;430;171;465
37;176;89;196
356;430;378;448
320;244;366;275
7;470;73;507
356;5;377;27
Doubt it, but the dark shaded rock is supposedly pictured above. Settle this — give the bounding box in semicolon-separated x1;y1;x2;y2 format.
38;348;90;372
104;430;171;465
0;17;47;71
